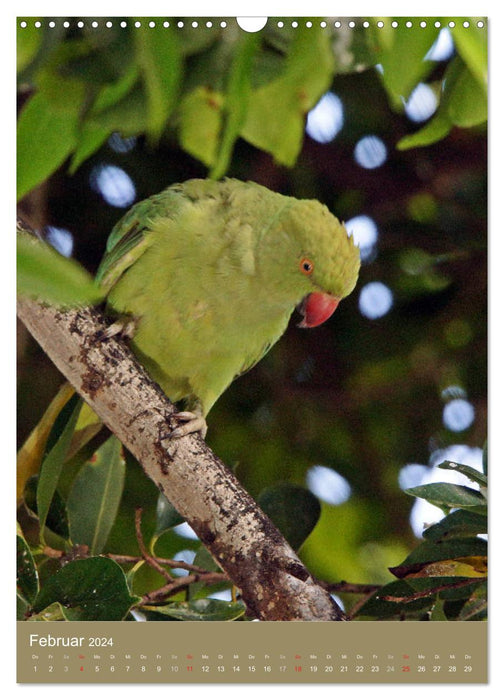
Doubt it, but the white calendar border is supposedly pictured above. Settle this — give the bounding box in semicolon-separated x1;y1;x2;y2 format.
6;1;501;697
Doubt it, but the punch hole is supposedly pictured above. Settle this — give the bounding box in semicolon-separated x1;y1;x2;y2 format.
236;17;268;32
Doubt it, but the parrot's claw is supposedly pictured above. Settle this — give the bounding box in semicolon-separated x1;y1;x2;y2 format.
99;317;137;341
169;411;208;440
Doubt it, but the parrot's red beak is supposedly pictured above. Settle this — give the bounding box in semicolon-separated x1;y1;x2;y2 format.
297;292;340;328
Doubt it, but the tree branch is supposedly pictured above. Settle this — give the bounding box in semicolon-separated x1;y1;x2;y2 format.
17;295;346;621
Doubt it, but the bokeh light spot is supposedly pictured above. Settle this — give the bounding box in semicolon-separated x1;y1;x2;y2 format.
90;164;136;208
404;83;438;122
306;465;352;506
108;133;137;153
359;282;394;319
425;27;455;61
44;226;74;258
173;522;199;540
345;215;378;263
306;92;345;143
171;549;196;577
443;399;475;432
354;135;387;169
398;463;430;491
209;589;233;601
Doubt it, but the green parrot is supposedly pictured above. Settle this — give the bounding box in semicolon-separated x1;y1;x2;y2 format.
95;178;360;438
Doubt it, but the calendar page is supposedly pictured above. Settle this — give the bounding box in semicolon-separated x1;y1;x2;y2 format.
16;13;488;686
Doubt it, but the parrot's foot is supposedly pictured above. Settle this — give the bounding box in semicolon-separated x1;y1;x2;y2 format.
169;411;208;440
99;317;138;341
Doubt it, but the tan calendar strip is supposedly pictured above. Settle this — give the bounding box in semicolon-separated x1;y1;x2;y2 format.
17;620;487;683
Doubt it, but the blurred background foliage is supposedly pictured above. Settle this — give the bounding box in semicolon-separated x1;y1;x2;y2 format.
17;17;487;620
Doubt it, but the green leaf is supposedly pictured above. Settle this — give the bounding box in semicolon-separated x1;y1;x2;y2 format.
17;20;43;74
32;557;139;620
371;20;439;107
450;21;487;88
27;602;66;621
397;46;487;151
133;22;182;143
210;32;261;179
430;596;448;621
24;475;69;541
36;394;82;540
178;87;223;166
17;381;76;501
390;538;487;577
357;579;434;619
188;545;223;599
438;460;487;488
17;88;84;200
70;63;140;173
16;527;39;605
241;24;334;166
258;483;321;551
446;60;487;127
153;493;185;539
67;436;126;555
405;482;487;513
457;581;487;620
84;84;150;141
144;598;246;621
17;231;104;307
397;111;452;150
422;509;487;541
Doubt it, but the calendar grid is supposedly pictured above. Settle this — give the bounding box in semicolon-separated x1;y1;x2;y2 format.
17;621;487;683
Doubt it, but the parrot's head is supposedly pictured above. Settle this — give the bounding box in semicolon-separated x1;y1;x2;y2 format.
272;199;361;328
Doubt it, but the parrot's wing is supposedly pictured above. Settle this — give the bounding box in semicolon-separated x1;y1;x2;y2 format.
95;217;153;294
95;189;183;294
236;340;273;379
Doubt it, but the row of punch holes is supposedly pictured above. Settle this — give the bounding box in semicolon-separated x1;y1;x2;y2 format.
18;18;486;31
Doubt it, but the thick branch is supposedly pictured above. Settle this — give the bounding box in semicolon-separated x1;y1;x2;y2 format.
17;296;346;621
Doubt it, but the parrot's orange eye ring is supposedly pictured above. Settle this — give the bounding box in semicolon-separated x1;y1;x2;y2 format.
300;257;314;275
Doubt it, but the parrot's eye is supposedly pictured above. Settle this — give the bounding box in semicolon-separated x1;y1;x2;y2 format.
300;257;314;275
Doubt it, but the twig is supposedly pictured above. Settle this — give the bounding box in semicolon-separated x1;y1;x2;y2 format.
381;578;483;604
322;581;381;595
134;507;173;582
141;572;230;605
